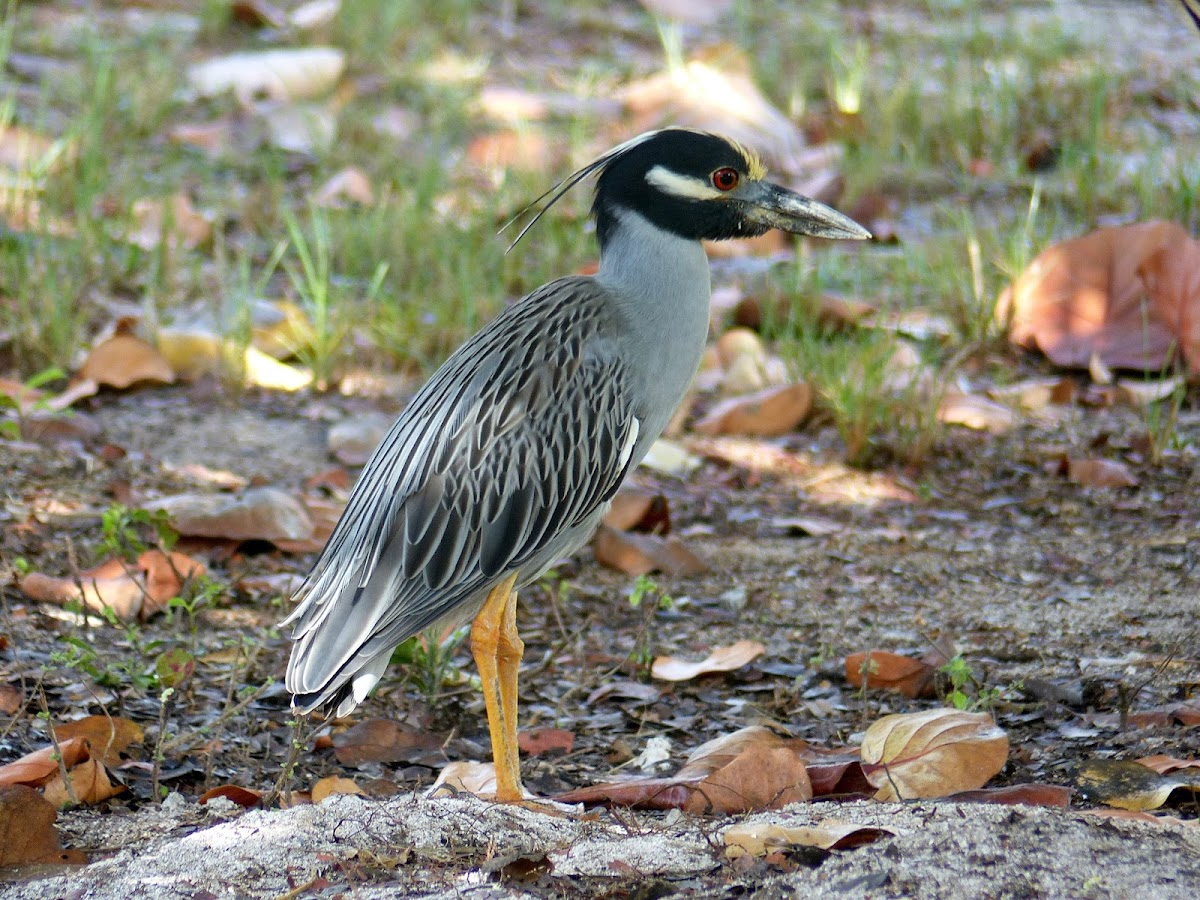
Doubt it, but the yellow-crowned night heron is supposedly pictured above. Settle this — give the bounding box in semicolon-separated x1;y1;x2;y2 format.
284;128;870;801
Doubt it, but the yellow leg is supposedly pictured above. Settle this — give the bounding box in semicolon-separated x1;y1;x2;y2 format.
471;572;523;802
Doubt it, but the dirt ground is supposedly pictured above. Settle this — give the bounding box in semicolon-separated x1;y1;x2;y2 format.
2;0;1200;895
1;373;1198;897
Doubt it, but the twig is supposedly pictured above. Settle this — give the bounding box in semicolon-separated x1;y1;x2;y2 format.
150;687;175;803
37;684;78;806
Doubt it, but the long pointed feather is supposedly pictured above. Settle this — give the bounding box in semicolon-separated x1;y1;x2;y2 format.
499;129;666;254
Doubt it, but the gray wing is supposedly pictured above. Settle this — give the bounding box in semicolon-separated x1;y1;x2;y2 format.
285;277;639;712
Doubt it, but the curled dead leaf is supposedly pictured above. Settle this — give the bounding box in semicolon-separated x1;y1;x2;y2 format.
311;776;362;803
188;47;346;104
0;738;90;788
428;761;500;799
693;383;813;437
945;784;1073;807
0;785;87;867
652;640;764;682
0;684;21;716
1076;759;1200;811
1137;755;1200;775
52;717;143;767
558;726;811;814
19;550;206;621
860;709;1009;801
518;728;575;757
78;326;175;390
126;194;212;251
602;490;671;534
723;819;895;858
638;438;702;477
198;785;263;808
43;758;124;807
332;718;442;766
592;525;708;577
998;220;1200;376
1067;458;1138;489
313;166;375;207
844;650;937;699
937;389;1017;433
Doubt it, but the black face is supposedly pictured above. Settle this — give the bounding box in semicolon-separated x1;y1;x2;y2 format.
592;130;769;247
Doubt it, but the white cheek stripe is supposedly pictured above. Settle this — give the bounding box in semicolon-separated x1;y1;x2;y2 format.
645;165;726;201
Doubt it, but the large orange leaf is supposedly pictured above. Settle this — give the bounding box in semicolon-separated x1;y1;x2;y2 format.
42;758;125;807
0;785;87;866
998;221;1200;375
19;549;206;621
860;709;1008;801
52;716;144;766
0;737;89;788
557;726;811;814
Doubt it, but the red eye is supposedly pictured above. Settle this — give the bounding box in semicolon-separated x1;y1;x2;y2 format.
711;167;739;191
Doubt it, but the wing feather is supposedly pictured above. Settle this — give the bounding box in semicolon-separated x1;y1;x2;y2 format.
285;277;642;711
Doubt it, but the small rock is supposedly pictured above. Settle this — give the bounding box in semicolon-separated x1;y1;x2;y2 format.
328;412;391;465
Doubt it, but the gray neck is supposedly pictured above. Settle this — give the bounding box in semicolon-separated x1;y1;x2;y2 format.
595;207;711;451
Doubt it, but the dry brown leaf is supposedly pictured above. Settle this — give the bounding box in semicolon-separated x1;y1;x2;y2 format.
332;718;443;766
772;515;842;537
937;388;1017;433
188;48;346;104
818;294;878;329
723;819;895;858
557;726;811;814
1137;756;1200;775
623;49;809;178
311;776;362;803
518;728;575;757
638;438;702;477
198;785;263;808
1115;375;1187;406
844;650;937;699
313;166;375;207
868;309;955;342
592;525;708;577
1076;759;1200;811
0;738;89;789
1067;458;1139;489
466;129;557;173
945;784;1073;807
693;383;813;437
52;717;143;767
149;487;314;543
0;124;71;176
78;327;175;390
652;640;764;682
1082;808;1198;827
801;749;873;798
19;549;206;621
1169;702;1200;726
602;490;671;534
126;194;212;251
428;761;499;799
987;377;1075;411
0;785;87;867
998;220;1200;376
860;709;1009;801
167;121;234;157
683;742;811;814
42;758;124;807
0;684;21;716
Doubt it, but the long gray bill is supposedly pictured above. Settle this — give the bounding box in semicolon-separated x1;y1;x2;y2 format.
742;182;872;241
